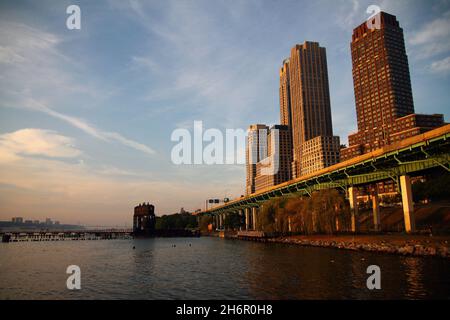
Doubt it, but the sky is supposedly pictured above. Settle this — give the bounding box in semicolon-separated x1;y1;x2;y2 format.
0;0;449;226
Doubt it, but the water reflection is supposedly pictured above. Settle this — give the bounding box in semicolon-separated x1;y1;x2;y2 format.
402;257;426;299
0;238;449;299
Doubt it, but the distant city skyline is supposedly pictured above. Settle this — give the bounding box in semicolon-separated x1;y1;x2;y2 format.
0;0;449;224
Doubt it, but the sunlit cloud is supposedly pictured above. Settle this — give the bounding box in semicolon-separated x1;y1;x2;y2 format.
0;128;81;163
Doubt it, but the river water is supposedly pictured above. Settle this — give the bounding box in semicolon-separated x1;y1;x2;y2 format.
0;237;449;299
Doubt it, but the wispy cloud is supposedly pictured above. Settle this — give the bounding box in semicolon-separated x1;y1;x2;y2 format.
24;99;156;155
407;10;450;60
409;11;450;46
0;149;231;224
430;56;450;74
335;0;362;29
0;20;155;156
118;0;278;128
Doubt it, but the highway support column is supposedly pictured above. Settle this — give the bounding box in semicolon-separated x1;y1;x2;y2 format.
372;191;381;231
219;214;223;230
251;207;257;231
349;186;358;233
400;175;416;233
244;208;250;231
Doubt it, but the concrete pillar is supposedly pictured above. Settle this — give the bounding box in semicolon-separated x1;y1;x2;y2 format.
244;208;250;231
222;213;226;229
400;175;415;233
219;214;223;230
349;186;358;233
372;191;381;231
224;213;228;230
252;207;257;230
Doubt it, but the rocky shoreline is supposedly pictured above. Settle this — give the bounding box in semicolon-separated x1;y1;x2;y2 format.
266;236;450;259
202;231;450;258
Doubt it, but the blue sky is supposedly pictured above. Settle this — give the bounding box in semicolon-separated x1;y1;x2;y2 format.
0;0;449;225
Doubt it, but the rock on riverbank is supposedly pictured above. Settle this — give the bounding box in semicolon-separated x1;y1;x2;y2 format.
266;235;450;259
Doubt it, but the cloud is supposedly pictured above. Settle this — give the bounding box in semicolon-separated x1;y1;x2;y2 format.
336;0;361;29
118;0;278;128
409;11;450;46
24;99;156;155
0;20;153;156
407;10;450;59
130;55;161;73
0;21;152;155
430;56;450;74
0;150;239;225
0;21;100;104
0;128;81;163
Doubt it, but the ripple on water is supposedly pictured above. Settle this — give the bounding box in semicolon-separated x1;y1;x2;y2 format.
0;238;449;299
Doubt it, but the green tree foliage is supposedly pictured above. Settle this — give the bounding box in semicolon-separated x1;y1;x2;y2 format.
257;199;280;232
256;189;351;234
155;213;198;230
198;215;212;232
413;173;450;202
223;212;242;230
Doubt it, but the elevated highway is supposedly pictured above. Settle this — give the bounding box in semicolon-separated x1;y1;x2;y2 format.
201;124;450;233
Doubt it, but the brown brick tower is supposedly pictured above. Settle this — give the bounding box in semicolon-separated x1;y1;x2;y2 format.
341;12;444;161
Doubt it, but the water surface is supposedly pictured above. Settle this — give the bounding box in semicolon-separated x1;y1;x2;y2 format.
0;237;449;299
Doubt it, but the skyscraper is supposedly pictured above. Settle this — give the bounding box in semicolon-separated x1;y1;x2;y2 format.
288;41;340;177
341;12;444;161
254;125;292;192
246;124;269;195
279;59;292;128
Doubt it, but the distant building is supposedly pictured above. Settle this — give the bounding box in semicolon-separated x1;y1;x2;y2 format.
246;124;269;195
11;217;23;224
24;220;33;224
45;218;53;225
254;125;292;192
33;220;39;224
133;203;156;236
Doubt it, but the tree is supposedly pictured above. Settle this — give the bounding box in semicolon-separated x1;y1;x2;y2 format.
259;189;351;235
412;172;450;202
155;213;198;230
257;199;280;232
223;212;242;230
198;216;212;232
